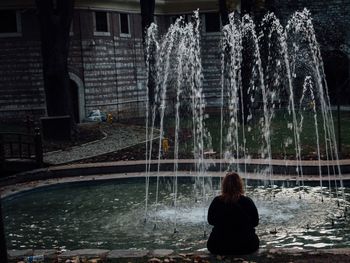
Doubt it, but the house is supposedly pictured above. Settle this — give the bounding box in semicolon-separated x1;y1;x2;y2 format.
0;0;348;123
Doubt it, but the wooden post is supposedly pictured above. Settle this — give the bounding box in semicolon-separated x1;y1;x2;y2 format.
35;128;43;167
0;200;8;263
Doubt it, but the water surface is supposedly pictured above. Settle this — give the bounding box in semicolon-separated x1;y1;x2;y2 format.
3;177;350;251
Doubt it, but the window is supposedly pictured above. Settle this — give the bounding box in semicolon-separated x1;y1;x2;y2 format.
120;13;130;36
204;13;221;33
94;11;110;35
0;10;21;37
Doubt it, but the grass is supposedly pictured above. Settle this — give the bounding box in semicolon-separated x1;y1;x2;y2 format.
161;109;350;160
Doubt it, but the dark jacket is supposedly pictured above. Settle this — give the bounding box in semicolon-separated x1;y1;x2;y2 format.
207;195;259;255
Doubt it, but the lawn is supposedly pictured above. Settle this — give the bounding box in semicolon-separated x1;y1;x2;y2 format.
161;109;350;160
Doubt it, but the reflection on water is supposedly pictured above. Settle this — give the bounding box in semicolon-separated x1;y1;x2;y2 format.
2;178;350;251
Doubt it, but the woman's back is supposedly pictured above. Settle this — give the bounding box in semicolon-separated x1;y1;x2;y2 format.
208;195;258;230
207;173;259;255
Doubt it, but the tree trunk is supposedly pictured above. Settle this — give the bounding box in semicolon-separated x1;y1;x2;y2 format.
36;0;75;123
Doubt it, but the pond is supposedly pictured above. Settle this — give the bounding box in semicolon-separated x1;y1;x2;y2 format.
3;177;350;252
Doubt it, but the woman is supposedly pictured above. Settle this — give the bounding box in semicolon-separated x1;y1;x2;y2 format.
207;172;259;255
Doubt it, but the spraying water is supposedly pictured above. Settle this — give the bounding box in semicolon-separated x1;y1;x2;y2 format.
144;9;345;231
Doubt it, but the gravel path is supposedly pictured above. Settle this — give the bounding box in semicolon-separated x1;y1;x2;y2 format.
44;123;154;165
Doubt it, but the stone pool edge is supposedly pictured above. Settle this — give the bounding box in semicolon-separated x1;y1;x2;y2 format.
7;247;350;262
2;159;350;192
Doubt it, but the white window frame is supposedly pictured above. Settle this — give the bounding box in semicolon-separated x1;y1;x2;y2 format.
119;13;131;37
93;11;110;36
0;10;22;38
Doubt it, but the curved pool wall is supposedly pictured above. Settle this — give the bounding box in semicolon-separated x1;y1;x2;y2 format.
2;159;350;190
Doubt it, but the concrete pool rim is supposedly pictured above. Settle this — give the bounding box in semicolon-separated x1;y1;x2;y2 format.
2;158;350;198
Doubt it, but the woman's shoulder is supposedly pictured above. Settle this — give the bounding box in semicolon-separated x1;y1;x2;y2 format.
213;195;223;201
209;195;224;209
212;195;225;204
239;195;255;204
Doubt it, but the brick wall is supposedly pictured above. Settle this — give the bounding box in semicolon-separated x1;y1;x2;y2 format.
0;9;147;122
0;8;223;122
75;11;147;120
68;10;147;120
0;10;45;121
266;0;350;104
1;2;349;122
201;33;222;108
268;0;350;53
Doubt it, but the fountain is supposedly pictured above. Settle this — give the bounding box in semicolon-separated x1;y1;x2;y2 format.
141;8;349;246
2;9;350;252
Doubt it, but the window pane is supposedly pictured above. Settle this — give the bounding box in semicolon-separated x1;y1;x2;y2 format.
0;10;18;33
95;11;108;32
120;13;129;34
205;13;220;33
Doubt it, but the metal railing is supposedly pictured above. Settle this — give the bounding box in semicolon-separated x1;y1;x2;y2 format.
0;128;43;168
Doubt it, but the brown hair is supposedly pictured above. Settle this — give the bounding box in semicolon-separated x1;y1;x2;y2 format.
221;172;244;203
